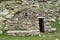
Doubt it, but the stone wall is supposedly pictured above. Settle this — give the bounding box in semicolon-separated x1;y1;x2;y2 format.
8;9;40;30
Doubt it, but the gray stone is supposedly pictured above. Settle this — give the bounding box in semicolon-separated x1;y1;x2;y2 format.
50;19;56;22
57;0;60;5
55;39;59;40
6;14;13;19
48;28;56;32
0;17;6;22
4;26;8;31
47;1;52;4
0;30;3;34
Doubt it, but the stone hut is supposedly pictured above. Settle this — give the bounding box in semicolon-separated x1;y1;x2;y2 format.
8;9;53;33
0;1;57;36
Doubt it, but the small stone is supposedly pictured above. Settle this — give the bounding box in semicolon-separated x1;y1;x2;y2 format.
49;28;56;32
0;30;3;34
39;34;41;37
48;33;50;34
57;0;60;4
36;14;39;16
50;19;56;22
0;9;9;16
6;14;13;19
9;33;16;36
27;22;32;24
4;26;8;31
58;18;60;20
44;9;48;12
55;39;59;40
47;1;51;4
59;22;60;24
7;20;11;23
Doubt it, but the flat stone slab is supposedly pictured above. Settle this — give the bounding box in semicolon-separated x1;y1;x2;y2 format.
7;30;40;36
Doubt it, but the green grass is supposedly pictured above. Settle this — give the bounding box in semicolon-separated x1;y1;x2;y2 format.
0;17;60;40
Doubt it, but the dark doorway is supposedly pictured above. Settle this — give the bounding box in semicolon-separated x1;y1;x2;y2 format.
39;18;44;33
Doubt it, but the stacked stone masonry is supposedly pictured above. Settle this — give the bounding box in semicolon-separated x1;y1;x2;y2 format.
0;0;59;36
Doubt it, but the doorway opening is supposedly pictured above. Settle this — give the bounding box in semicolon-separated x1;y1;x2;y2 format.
39;18;44;33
